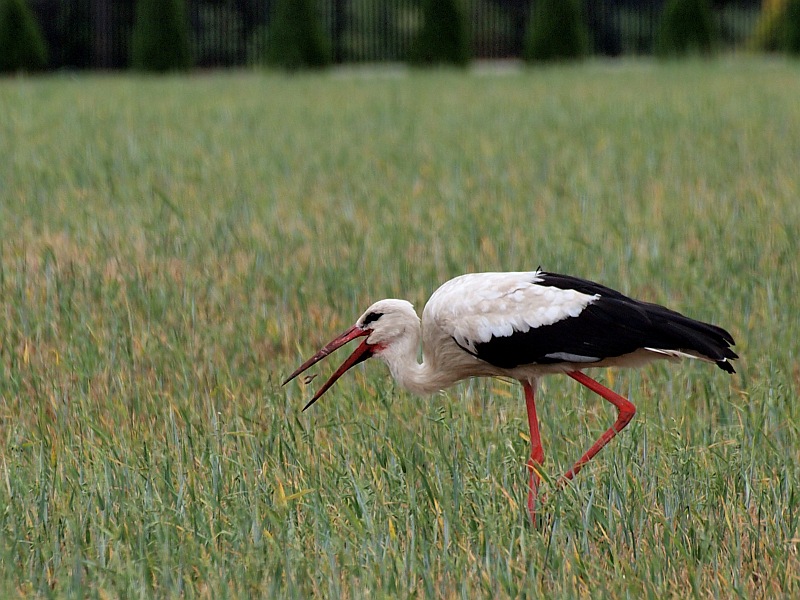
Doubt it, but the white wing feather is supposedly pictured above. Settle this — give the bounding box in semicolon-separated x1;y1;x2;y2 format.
423;272;599;354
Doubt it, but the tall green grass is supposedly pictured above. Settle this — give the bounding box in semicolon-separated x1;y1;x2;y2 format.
1;59;799;597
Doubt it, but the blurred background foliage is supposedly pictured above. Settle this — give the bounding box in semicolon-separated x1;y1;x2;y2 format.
2;0;797;72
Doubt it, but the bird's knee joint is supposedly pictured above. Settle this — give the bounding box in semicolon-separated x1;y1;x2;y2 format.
618;402;636;425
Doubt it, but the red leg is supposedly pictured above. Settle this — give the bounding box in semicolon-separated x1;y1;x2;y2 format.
523;381;545;521
560;371;636;484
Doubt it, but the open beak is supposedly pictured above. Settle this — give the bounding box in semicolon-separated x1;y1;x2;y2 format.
282;325;375;411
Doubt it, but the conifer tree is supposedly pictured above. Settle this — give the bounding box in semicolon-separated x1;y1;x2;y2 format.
784;0;800;54
523;0;589;63
264;0;332;70
131;0;192;71
409;0;470;66
0;0;48;72
655;0;715;57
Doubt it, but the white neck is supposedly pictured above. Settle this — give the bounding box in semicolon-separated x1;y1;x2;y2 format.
376;326;462;396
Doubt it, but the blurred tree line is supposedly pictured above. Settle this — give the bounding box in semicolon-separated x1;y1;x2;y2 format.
1;0;798;73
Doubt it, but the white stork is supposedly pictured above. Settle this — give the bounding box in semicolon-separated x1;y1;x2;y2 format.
283;269;737;521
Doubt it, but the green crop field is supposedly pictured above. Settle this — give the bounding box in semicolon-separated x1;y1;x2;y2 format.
1;59;799;598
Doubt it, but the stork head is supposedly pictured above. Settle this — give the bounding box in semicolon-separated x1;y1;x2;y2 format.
282;299;419;410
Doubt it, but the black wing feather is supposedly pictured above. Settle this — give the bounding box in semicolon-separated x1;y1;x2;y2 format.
469;271;737;373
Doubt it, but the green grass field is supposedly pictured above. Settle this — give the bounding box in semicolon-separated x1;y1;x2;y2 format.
1;59;799;598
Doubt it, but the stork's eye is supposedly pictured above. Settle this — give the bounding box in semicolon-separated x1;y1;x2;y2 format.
362;312;384;326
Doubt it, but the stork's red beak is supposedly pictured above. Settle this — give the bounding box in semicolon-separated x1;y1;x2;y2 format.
282;325;375;411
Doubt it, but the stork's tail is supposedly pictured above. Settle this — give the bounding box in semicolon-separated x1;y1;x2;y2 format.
646;307;738;374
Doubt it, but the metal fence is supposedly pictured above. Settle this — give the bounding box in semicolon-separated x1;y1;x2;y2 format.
30;0;763;70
